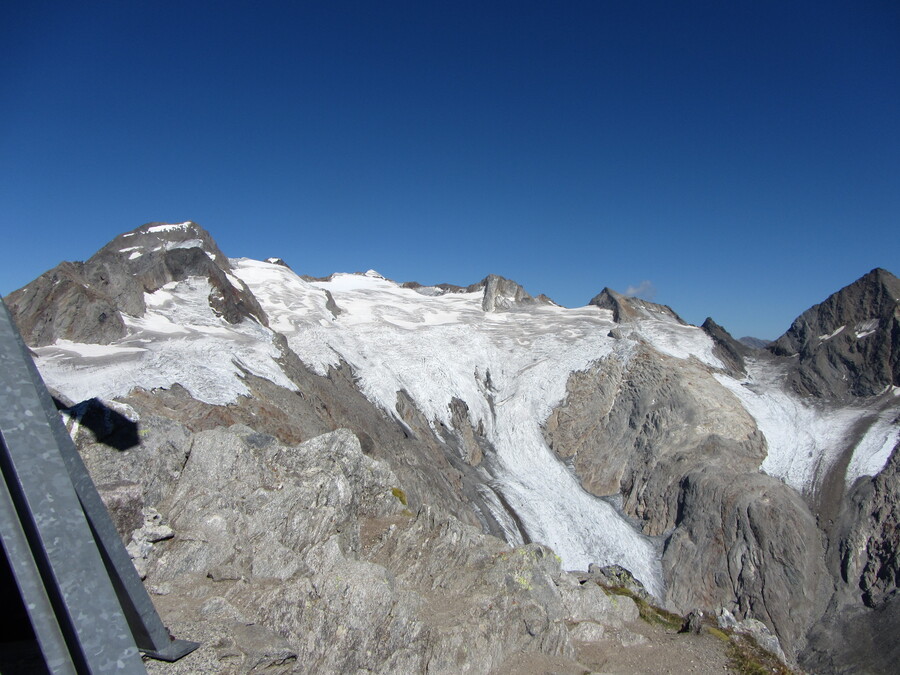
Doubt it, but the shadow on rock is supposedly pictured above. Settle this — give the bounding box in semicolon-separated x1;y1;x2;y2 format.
55;397;140;451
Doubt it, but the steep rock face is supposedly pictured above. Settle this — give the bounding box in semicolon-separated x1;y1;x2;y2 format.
770;268;900;399
801;597;900;675
837;439;900;609
701;317;748;376
544;347;760;533
589;287;684;324
665;469;830;659
801;441;900;673
4;260;127;345
543;346;829;658
4;221;267;346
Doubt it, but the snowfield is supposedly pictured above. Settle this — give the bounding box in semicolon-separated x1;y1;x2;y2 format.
715;361;899;494
844;407;900;486
34;276;295;405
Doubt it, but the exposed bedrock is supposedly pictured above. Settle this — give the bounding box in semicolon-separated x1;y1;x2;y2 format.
543;346;829;658
802;440;900;673
665;468;830;659
467;274;548;312
544;347;762;534
76;421;646;674
836;439;900;609
589;287;685;324
3;260;127;345
701;316;749;377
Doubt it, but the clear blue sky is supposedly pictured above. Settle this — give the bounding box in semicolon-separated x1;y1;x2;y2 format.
2;1;898;339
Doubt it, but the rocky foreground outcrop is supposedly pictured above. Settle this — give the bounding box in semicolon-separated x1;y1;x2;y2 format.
74;414;703;674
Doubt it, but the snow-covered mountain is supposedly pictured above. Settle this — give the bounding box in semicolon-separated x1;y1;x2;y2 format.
5;221;899;673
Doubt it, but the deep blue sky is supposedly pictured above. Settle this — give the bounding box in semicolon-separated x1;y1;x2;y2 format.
2;1;898;339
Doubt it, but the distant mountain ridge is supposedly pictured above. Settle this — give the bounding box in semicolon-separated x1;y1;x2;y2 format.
739;336;771;349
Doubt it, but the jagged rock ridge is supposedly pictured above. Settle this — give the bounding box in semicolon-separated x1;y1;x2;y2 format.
701;316;750;375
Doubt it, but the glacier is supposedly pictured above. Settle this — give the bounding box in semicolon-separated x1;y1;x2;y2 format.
28;253;898;602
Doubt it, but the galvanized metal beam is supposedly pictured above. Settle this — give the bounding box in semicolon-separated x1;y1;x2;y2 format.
0;299;198;671
0;443;77;674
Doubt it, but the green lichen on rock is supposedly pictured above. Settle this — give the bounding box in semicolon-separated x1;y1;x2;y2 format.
390;487;408;506
514;574;533;590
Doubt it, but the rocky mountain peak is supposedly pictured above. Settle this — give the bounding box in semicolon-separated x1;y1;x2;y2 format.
770;267;899;398
466;274;543;312
589;287;685;324
4;221;268;347
95;221;229;272
102;221;221;255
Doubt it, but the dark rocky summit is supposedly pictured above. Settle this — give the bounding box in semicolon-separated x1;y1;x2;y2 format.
5;221;267;346
770;267;900;399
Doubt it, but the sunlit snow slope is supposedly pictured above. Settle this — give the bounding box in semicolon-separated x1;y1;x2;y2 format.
715;364;900;494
